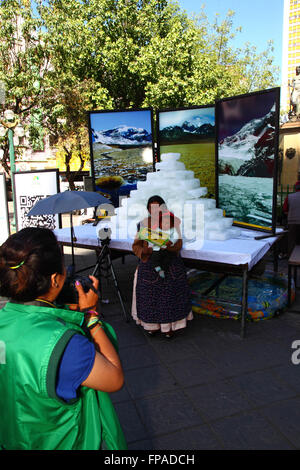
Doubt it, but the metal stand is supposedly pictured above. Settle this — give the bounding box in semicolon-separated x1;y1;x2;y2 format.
241;269;249;339
91;240;130;322
69;212;76;274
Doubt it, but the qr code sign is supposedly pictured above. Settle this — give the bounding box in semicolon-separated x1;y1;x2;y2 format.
19;195;56;229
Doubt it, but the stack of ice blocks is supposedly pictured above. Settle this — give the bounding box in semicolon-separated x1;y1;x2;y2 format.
99;152;240;241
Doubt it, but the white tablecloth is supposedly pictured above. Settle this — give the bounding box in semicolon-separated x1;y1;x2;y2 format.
54;224;281;271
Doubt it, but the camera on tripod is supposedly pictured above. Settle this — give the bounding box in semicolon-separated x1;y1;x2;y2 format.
98;225;112;246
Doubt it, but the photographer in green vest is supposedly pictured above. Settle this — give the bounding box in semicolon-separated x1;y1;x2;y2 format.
0;227;127;450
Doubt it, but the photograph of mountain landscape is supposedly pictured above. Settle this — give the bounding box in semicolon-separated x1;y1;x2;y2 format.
88;109;154;205
157;106;216;197
217;88;280;230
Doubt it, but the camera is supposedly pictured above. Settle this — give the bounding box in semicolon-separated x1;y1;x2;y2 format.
56;275;97;306
98;226;112;246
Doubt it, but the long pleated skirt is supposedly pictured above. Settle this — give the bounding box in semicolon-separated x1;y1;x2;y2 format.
131;255;193;332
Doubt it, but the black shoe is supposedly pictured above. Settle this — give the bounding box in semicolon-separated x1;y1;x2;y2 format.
146;329;159;336
164;331;174;339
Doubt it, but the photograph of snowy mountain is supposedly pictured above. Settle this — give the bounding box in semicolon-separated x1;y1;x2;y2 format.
88;109;154;205
217;89;280;229
158;106;216;197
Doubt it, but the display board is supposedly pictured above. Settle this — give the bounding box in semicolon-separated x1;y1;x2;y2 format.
0;173;9;244
157;105;216;198
216;87;280;232
13;169;61;231
88;108;154;206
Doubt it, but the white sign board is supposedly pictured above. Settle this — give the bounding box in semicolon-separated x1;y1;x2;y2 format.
0;173;9;244
13;169;61;231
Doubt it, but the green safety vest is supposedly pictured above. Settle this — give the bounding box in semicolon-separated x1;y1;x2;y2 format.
0;301;127;450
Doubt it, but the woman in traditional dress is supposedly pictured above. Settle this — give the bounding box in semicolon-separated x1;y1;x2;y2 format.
131;195;193;338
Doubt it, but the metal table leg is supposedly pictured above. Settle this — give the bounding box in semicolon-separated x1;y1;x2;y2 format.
288;263;292;307
241;269;249;339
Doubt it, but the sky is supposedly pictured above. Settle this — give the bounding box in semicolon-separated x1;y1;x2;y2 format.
159;107;215;129
176;0;284;74
89;110;153;132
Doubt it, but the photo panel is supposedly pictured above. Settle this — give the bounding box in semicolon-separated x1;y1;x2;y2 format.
88;108;154;207
216;87;280;232
157;105;216;198
13;169;61;231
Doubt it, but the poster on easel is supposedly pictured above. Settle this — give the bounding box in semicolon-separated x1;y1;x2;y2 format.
0;173;9;244
157;105;216;198
216;87;280;232
13;169;61;231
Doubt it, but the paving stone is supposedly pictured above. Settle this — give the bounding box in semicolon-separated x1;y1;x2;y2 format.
229;369;297;407
120;344;161;371
124;365;178;399
108;321;148;349
167;355;223;387
204;339;288;378
262;319;300;345
127;439;154;450
135;390;204;436
184;380;254;421
210;411;295;450
113;400;149;444
284;312;300;330
143;425;222;450
192;324;240;352
260;397;300;448
270;363;300;394
150;336;203;364
109;383;132;404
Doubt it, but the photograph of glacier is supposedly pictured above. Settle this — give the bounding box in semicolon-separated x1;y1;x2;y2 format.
158;107;216;197
217;90;279;229
89;110;154;204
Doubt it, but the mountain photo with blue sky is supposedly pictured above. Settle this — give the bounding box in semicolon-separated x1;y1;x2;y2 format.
89;110;154;206
158;106;216;197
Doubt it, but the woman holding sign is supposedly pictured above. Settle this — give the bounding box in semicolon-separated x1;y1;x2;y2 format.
132;195;193;338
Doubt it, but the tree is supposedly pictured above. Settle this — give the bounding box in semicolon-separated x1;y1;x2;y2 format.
0;0;280;187
38;0;280;112
0;0;51;177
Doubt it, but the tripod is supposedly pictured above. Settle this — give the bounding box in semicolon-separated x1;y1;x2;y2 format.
91;238;130;323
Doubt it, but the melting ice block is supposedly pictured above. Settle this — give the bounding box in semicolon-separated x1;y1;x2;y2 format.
104;152;236;242
160;153;181;161
205;219;229;231
204;209;224;221
206;230;231;241
187;187;208;198
179;179;200;190
156;161;185;171
223;217;234;228
185;199;216;210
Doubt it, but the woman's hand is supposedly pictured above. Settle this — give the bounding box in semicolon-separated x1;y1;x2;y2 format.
75;275;99;312
142;240;153;256
166;239;183;252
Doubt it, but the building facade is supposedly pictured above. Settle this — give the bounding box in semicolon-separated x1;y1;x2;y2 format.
282;0;300;112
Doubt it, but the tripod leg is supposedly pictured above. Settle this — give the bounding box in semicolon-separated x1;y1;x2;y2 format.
91;246;105;278
107;251;130;322
92;246;108;306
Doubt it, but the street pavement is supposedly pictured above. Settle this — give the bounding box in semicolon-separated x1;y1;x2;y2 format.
1;244;300;450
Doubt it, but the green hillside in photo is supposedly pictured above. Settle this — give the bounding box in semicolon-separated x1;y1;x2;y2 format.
159;141;216;197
